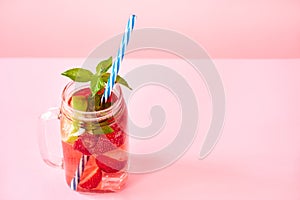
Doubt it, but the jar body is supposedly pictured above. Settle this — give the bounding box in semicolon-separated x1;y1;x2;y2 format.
60;82;128;192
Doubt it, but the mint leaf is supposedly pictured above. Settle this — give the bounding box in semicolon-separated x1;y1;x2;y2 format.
90;75;105;97
96;57;112;75
71;96;88;111
61;68;93;82
116;75;132;90
93;125;114;135
102;73;132;90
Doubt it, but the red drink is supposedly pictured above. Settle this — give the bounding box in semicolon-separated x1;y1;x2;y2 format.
60;83;128;192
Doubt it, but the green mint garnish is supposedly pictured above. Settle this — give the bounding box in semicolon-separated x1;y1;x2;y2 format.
61;57;131;99
61;68;93;82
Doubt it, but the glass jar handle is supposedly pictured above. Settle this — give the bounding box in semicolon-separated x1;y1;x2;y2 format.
38;107;63;169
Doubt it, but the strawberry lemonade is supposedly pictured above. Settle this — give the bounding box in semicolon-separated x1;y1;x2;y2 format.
39;15;136;193
60;82;129;192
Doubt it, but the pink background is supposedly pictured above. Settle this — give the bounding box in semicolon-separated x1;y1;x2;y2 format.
0;0;300;58
1;0;300;199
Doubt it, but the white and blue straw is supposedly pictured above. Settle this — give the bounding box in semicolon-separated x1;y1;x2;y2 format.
70;15;136;191
102;14;136;103
70;155;89;190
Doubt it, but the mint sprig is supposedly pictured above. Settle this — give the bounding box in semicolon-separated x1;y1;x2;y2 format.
61;57;131;98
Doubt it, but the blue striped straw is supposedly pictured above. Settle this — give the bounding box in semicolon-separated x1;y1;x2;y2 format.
102;14;136;103
70;15;136;191
70;155;89;190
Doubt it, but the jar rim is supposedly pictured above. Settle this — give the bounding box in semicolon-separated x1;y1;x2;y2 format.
61;81;124;121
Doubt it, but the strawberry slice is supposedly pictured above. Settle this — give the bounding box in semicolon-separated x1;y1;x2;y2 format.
96;154;127;173
79;167;102;189
91;135;117;155
73;139;91;155
74;133;119;156
105;125;126;147
73;133;98;155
